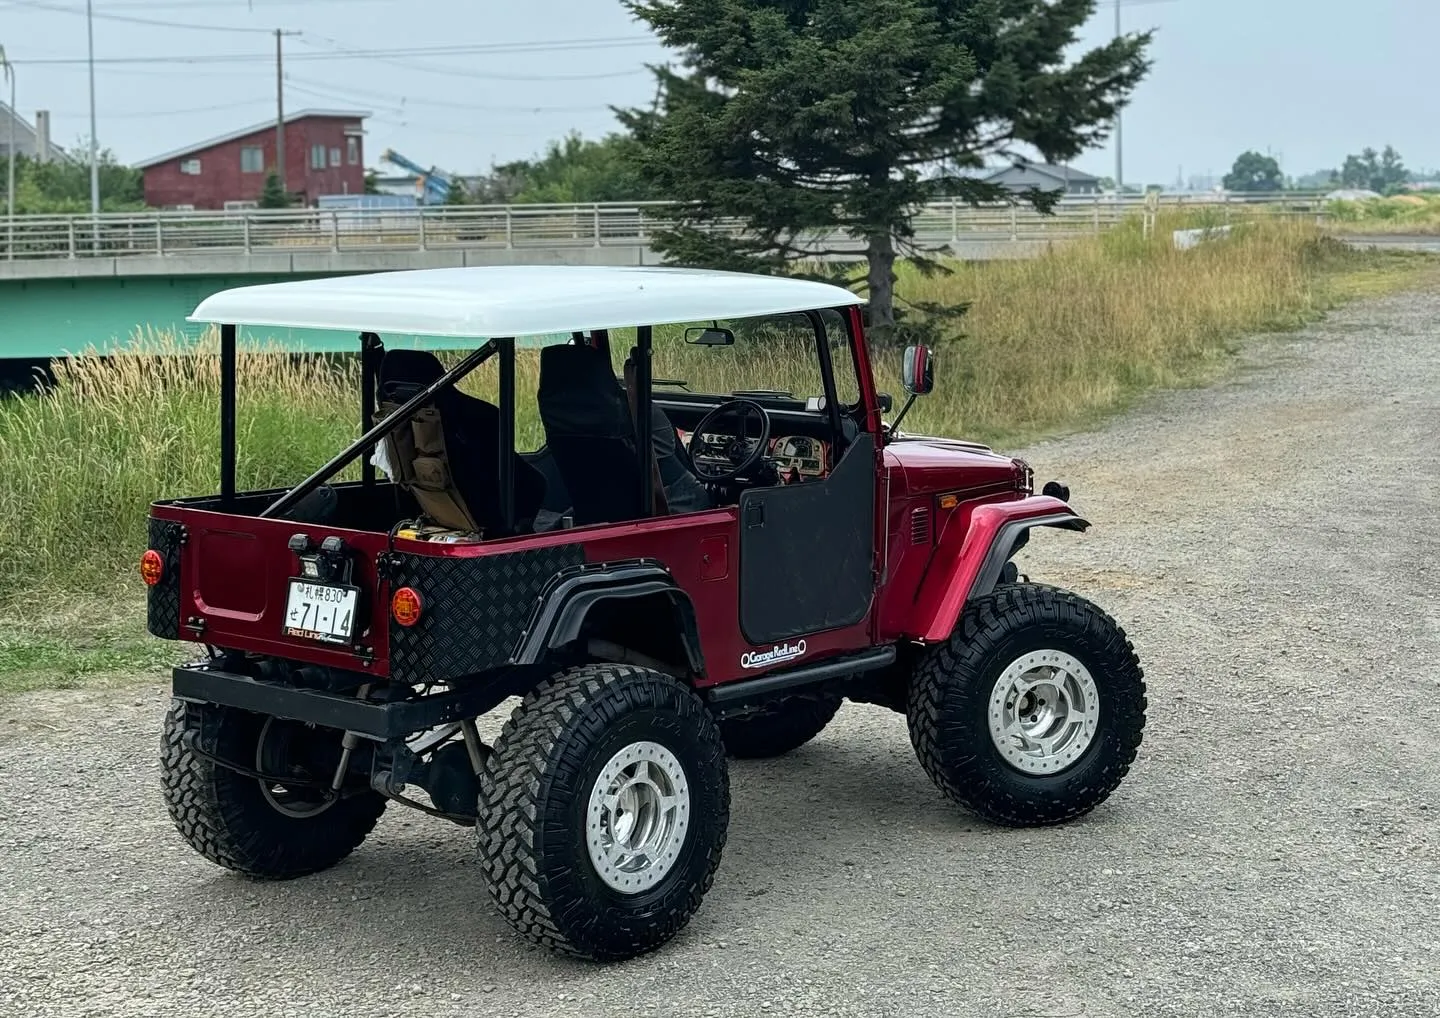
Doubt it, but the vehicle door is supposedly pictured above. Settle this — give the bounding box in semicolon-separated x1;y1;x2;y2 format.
733;309;875;645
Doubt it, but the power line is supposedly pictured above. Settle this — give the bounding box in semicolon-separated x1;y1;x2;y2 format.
2;0;276;32
287;78;618;116
0;0;402;7
367;114;545;143
48;98;267;118
291;32;658;83
6;37;660;66
335;63;650;84
21;60;646;83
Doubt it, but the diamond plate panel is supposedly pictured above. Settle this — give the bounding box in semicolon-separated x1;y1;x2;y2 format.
146;517;185;640
388;544;584;684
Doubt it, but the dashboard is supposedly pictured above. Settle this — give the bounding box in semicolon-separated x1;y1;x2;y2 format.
680;430;830;482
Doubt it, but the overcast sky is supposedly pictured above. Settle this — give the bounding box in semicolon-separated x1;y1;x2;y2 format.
0;0;1432;185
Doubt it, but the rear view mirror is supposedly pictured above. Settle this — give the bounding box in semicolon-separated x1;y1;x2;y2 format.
877;392;894;413
902;345;934;396
685;326;736;347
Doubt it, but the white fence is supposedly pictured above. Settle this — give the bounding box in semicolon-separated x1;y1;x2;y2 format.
0;193;1328;262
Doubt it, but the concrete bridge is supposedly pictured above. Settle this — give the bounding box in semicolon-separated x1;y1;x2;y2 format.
1;194;1327;362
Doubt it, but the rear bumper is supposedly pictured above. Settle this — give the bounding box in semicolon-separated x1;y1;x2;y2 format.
172;665;494;740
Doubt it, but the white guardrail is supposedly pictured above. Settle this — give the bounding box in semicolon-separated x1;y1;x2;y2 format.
0;193;1328;262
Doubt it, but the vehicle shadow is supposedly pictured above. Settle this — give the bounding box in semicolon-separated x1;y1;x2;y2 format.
164;704;1126;977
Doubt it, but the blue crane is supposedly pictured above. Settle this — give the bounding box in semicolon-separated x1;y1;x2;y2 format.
380;148;455;205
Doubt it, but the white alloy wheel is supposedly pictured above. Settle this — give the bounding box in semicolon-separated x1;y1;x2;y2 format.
585;740;691;894
988;649;1099;775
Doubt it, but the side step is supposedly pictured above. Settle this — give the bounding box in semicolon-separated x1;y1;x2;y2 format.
172;665;498;740
704;645;896;707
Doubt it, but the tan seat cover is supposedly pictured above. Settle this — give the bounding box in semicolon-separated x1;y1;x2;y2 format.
378;399;480;534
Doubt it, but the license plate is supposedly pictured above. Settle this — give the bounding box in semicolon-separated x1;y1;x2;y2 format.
283;580;360;645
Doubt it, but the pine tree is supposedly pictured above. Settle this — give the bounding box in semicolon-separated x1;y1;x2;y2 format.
258;171;290;209
620;0;1151;340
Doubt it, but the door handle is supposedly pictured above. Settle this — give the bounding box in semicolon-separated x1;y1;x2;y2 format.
744;502;765;529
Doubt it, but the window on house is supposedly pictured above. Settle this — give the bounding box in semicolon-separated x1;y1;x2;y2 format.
179;158;202;175
346;136;359;165
240;146;264;174
310;144;327;170
329;147;341;168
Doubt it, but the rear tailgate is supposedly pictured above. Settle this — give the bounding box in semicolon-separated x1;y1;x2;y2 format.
151;504;393;675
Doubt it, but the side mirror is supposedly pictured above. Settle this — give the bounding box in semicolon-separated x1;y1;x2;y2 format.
685;326;736;347
902;345;935;396
877;392;894;413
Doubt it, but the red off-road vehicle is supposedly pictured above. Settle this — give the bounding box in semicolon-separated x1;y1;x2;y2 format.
144;265;1145;961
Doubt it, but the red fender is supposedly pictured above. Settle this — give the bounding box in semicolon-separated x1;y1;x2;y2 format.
908;495;1088;642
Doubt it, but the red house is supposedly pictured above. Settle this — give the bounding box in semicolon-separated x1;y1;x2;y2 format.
137;109;370;210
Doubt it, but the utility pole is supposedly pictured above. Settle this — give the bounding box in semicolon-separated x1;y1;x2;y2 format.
1114;0;1124;192
275;28;285;189
2;46;14;259
273;29;300;198
86;0;98;216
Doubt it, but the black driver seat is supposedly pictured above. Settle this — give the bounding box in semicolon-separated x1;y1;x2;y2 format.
377;349;546;535
536;343;646;526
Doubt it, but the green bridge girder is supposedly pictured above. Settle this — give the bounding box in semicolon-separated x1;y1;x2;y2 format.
1;273;534;359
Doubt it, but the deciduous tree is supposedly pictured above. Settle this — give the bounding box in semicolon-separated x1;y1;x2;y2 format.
497;132;661;204
1339;146;1408;195
1222;151;1283;193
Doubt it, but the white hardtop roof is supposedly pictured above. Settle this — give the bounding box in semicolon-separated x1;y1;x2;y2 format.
188;265;866;339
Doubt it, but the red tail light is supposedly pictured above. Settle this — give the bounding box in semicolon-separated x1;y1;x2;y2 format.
391;587;423;627
140;549;164;586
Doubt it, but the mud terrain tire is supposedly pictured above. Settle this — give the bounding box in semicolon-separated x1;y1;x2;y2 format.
908;583;1146;827
719;693;842;759
477;663;729;961
161;700;387;879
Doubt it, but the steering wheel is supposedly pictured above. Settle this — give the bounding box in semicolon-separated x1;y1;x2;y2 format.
687;399;772;483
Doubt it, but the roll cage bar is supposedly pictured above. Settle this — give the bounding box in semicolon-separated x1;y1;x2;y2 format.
216;308;858;529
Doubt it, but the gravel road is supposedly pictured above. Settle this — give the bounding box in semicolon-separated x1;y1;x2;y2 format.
3;289;1438;1018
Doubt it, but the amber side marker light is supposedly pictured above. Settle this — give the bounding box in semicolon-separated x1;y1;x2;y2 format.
140;549;164;586
391;587;423;627
938;494;959;510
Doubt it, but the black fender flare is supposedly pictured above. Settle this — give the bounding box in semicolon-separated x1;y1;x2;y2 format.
510;559;705;675
968;513;1089;601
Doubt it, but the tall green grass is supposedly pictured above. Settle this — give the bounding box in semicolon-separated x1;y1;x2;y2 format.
883;215;1393;441
1327;193;1440;234
0;216;1424;595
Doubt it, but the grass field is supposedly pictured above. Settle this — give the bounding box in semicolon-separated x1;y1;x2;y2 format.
0;214;1434;692
1327;193;1440;235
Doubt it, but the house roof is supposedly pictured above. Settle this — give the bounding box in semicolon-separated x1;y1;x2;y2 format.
135;108;371;169
0;102;72;162
189;265;865;339
984;163;1101;184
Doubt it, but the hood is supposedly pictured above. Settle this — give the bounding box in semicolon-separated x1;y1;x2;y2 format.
884;432;1025;496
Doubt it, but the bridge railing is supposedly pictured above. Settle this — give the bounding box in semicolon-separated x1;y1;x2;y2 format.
0;193;1327;261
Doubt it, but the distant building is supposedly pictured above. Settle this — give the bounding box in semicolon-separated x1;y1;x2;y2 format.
136;109;370;210
983;163;1101;196
0;102;69;162
369;170;426;201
